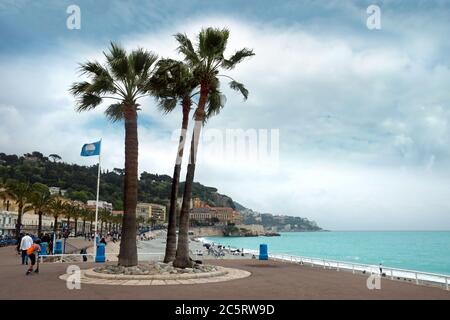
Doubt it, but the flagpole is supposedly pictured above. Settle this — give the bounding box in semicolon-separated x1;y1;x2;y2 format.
93;140;102;261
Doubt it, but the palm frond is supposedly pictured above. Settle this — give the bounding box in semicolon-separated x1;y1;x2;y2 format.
75;94;103;112
104;103;124;122
104;42;130;80
88;76;116;95
229;80;249;100
198;27;229;59
78;61;109;78
222;48;255;70
69;81;91;96
156;98;178;114
174;33;200;66
205;88;226;120
129;48;158;77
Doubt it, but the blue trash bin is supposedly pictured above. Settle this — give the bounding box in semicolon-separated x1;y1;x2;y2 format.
40;242;48;255
259;244;268;260
54;239;62;254
95;243;106;263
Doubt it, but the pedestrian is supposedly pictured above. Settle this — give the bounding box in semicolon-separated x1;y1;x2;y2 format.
19;233;33;265
80;248;88;262
26;239;41;275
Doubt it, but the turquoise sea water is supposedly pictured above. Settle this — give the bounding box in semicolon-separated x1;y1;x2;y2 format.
205;231;450;275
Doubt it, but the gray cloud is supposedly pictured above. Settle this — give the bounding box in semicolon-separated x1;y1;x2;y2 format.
1;11;450;230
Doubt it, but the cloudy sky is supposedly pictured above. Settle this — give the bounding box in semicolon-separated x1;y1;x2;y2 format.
1;0;450;230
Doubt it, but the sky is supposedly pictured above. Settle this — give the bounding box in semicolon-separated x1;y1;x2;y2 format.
1;0;450;230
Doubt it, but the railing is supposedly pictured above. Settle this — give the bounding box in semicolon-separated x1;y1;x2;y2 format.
38;252;165;263
269;253;450;291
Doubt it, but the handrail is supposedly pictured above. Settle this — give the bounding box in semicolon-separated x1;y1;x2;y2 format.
268;252;450;289
269;252;450;279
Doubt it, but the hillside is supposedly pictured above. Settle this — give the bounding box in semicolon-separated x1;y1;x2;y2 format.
0;151;235;210
0;151;321;231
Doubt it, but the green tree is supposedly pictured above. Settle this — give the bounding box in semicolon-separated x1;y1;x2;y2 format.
23;183;54;236
48;198;66;234
64;202;78;233
173;28;254;268
48;154;62;162
70;42;158;267
1;180;32;238
71;205;83;236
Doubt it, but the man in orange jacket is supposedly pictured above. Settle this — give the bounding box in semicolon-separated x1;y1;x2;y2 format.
26;239;41;275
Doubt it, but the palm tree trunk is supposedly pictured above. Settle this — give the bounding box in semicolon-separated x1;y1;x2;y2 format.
174;85;208;268
74;219;78;236
82;218;86;236
164;98;191;263
38;211;42;236
53;216;58;234
15;203;23;239
118;106;139;267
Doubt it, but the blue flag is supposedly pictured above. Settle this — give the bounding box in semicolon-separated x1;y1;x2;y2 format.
81;141;101;157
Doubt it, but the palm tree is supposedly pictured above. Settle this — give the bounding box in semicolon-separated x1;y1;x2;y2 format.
150;59;197;262
23;183;54;236
64;202;77;233
173;28;254;268
1;181;32;239
99;209;112;235
70;42;158;267
88;209;95;234
48;198;66;234
80;207;91;236
72;205;82;236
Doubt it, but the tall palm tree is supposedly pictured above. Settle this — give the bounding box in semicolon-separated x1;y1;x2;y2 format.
23;183;54;236
70;42;158;267
150;59;197;262
48;198;66;234
2;181;32;239
173;28;254;268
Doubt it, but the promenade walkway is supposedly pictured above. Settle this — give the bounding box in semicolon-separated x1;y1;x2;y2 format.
0;246;449;300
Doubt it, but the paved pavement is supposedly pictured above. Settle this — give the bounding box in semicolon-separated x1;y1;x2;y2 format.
1;246;449;300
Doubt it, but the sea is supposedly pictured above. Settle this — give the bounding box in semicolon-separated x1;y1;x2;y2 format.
204;231;450;276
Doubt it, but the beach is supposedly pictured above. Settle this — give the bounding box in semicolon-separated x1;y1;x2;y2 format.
82;231;253;262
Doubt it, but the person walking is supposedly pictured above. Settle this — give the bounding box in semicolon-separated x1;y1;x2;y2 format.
19;233;33;265
26;239;41;275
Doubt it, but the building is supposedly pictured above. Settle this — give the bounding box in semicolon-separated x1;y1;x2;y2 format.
136;203;167;223
189;205;242;226
86;200;113;212
0;211;17;236
47;187;67;196
112;210;124;217
190;207;213;223
192;197;208;208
